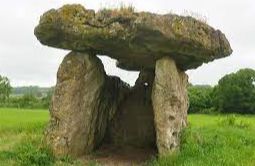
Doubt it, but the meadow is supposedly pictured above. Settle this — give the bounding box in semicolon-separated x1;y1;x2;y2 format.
0;108;255;166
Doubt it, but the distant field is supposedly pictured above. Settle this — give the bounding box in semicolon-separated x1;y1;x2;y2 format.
189;114;255;127
0;108;49;134
0;108;255;166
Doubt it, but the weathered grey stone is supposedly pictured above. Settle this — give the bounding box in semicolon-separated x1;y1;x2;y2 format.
45;51;107;156
107;70;156;148
34;4;232;71
34;4;233;159
152;56;189;155
101;75;131;123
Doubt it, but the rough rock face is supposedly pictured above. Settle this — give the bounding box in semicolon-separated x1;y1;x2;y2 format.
35;4;232;158
101;76;130;122
46;51;131;157
35;4;232;71
152;56;189;155
108;70;156;148
45;52;108;156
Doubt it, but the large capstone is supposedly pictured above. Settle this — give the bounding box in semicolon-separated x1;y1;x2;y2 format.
35;4;232;71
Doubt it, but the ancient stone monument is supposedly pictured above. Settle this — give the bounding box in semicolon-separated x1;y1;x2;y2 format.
34;4;232;157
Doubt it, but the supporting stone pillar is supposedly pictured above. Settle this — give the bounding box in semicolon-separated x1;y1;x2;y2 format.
45;52;107;157
152;56;189;155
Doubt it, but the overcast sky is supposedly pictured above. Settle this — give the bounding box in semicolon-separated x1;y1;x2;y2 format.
0;0;254;87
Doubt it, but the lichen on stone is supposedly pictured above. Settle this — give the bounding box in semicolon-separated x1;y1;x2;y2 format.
35;4;232;71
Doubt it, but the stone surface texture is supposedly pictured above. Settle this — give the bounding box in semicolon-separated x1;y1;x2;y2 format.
46;52;108;156
152;56;189;155
107;70;156;148
35;4;232;71
35;4;232;158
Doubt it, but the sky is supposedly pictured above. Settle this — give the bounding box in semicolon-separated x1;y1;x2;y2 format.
0;0;254;87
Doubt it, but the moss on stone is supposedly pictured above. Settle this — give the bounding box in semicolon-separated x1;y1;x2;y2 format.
34;4;232;71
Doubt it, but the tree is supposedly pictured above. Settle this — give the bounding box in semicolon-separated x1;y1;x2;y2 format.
0;75;12;102
188;85;214;113
213;68;255;114
41;87;54;108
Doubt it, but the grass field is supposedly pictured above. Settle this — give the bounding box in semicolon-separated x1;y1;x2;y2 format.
149;114;255;166
0;108;48;134
0;108;255;166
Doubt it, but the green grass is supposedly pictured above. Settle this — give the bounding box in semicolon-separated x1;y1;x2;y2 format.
0;108;49;151
149;114;255;166
0;108;50;166
0;108;255;166
0;108;48;134
0;108;84;166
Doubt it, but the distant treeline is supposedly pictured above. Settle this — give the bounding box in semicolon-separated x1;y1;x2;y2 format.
0;85;54;109
0;68;255;113
189;68;255;114
12;86;52;97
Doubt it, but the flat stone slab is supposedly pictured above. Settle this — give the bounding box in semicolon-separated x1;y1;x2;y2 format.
35;4;232;71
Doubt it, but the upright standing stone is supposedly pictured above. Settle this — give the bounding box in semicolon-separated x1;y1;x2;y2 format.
152;56;189;155
45;52;107;157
